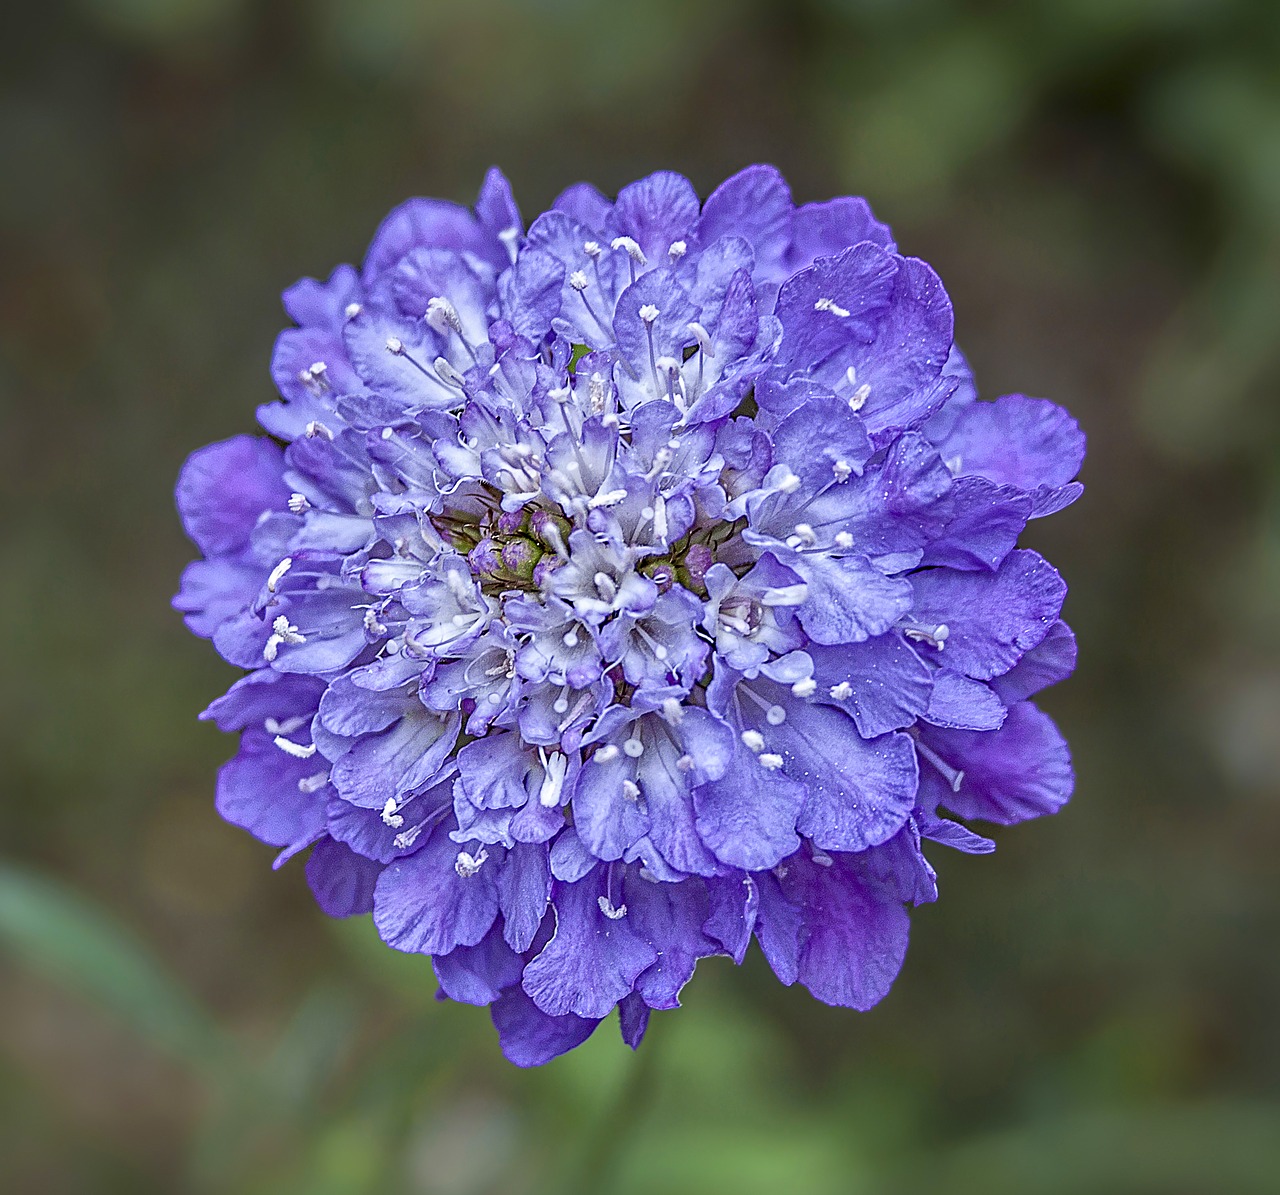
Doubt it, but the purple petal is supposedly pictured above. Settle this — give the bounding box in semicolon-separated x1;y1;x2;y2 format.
521;871;658;1020
491;986;600;1068
306;837;381;917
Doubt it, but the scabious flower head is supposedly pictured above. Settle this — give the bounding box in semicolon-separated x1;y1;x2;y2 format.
175;167;1084;1065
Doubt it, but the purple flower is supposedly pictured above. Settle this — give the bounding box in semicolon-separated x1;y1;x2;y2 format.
176;165;1084;1066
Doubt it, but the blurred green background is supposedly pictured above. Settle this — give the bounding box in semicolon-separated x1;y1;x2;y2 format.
3;1;1279;1191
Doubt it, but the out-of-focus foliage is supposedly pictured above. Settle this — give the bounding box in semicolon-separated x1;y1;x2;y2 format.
1;0;1277;1191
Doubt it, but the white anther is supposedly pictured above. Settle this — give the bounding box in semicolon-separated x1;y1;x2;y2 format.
668;240;687;260
392;823;425;851
829;681;853;700
741;729;766;753
266;557;293;593
363;607;388;636
583;240;602;259
344;302;362;319
793;523;817;547
622;779;641;801
263;614;306;661
594;744;620;764
287;492;311;514
264;715;307;736
832;459;852;482
686;321;715;356
655;355;681;379
297;772;329;794
811;850;834;868
934;624;950;643
588;488;629;509
849;383;871;411
498;226;520;264
611;236;647;264
638;303;660;325
380;426;394;440
308;360;327;379
661;697;684;725
814;297;851;318
434;356;467;387
274;735;316;759
623;737;645;758
758;753;785;770
455;848;489;878
834;531;854;550
588;371;607;412
569;270;589;291
304;420;334;440
380;797;404;829
562;628;580;647
425;297;463;334
538;750;568;807
593;572;617;600
676;754;694;773
765;705;786;726
598;896;628;920
777;469;801;494
385;336;404;354
791;678;818;698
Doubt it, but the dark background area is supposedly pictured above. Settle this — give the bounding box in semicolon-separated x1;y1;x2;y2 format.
2;1;1278;1191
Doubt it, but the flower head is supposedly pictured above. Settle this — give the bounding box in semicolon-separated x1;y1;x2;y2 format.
176;166;1084;1066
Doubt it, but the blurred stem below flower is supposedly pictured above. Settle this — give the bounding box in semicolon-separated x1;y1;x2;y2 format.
564;1024;662;1195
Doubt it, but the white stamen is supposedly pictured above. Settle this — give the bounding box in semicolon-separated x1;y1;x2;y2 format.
344;302;362;319
834;531;854;549
623;737;645;759
569;270;589;291
758;753;785;770
393;823;426;851
385;336;404;354
766;705;786;726
363;607;387;636
686;321;715;357
455;848;489;878
266;557;293;593
381;426;394;440
434;356;467;387
287;492;311;514
304;420;333;440
811;850;834;868
298;772;329;794
425;296;463;334
380;798;404;828
598;896;627;920
274;735;316;759
538;750;568;807
263;615;306;662
814;297;851;317
668;240;687;260
622;779;641;801
264;715;307;736
638;303;660;325
849;383;871;411
583;240;602;259
675;754;694;772
661;697;684;725
832;459;852;482
611;236;647;264
793;523;816;547
829;681;853;701
562;629;580;647
741;730;765;753
498;226;520;264
588;488;629;509
791;678;818;698
594;744;620;764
